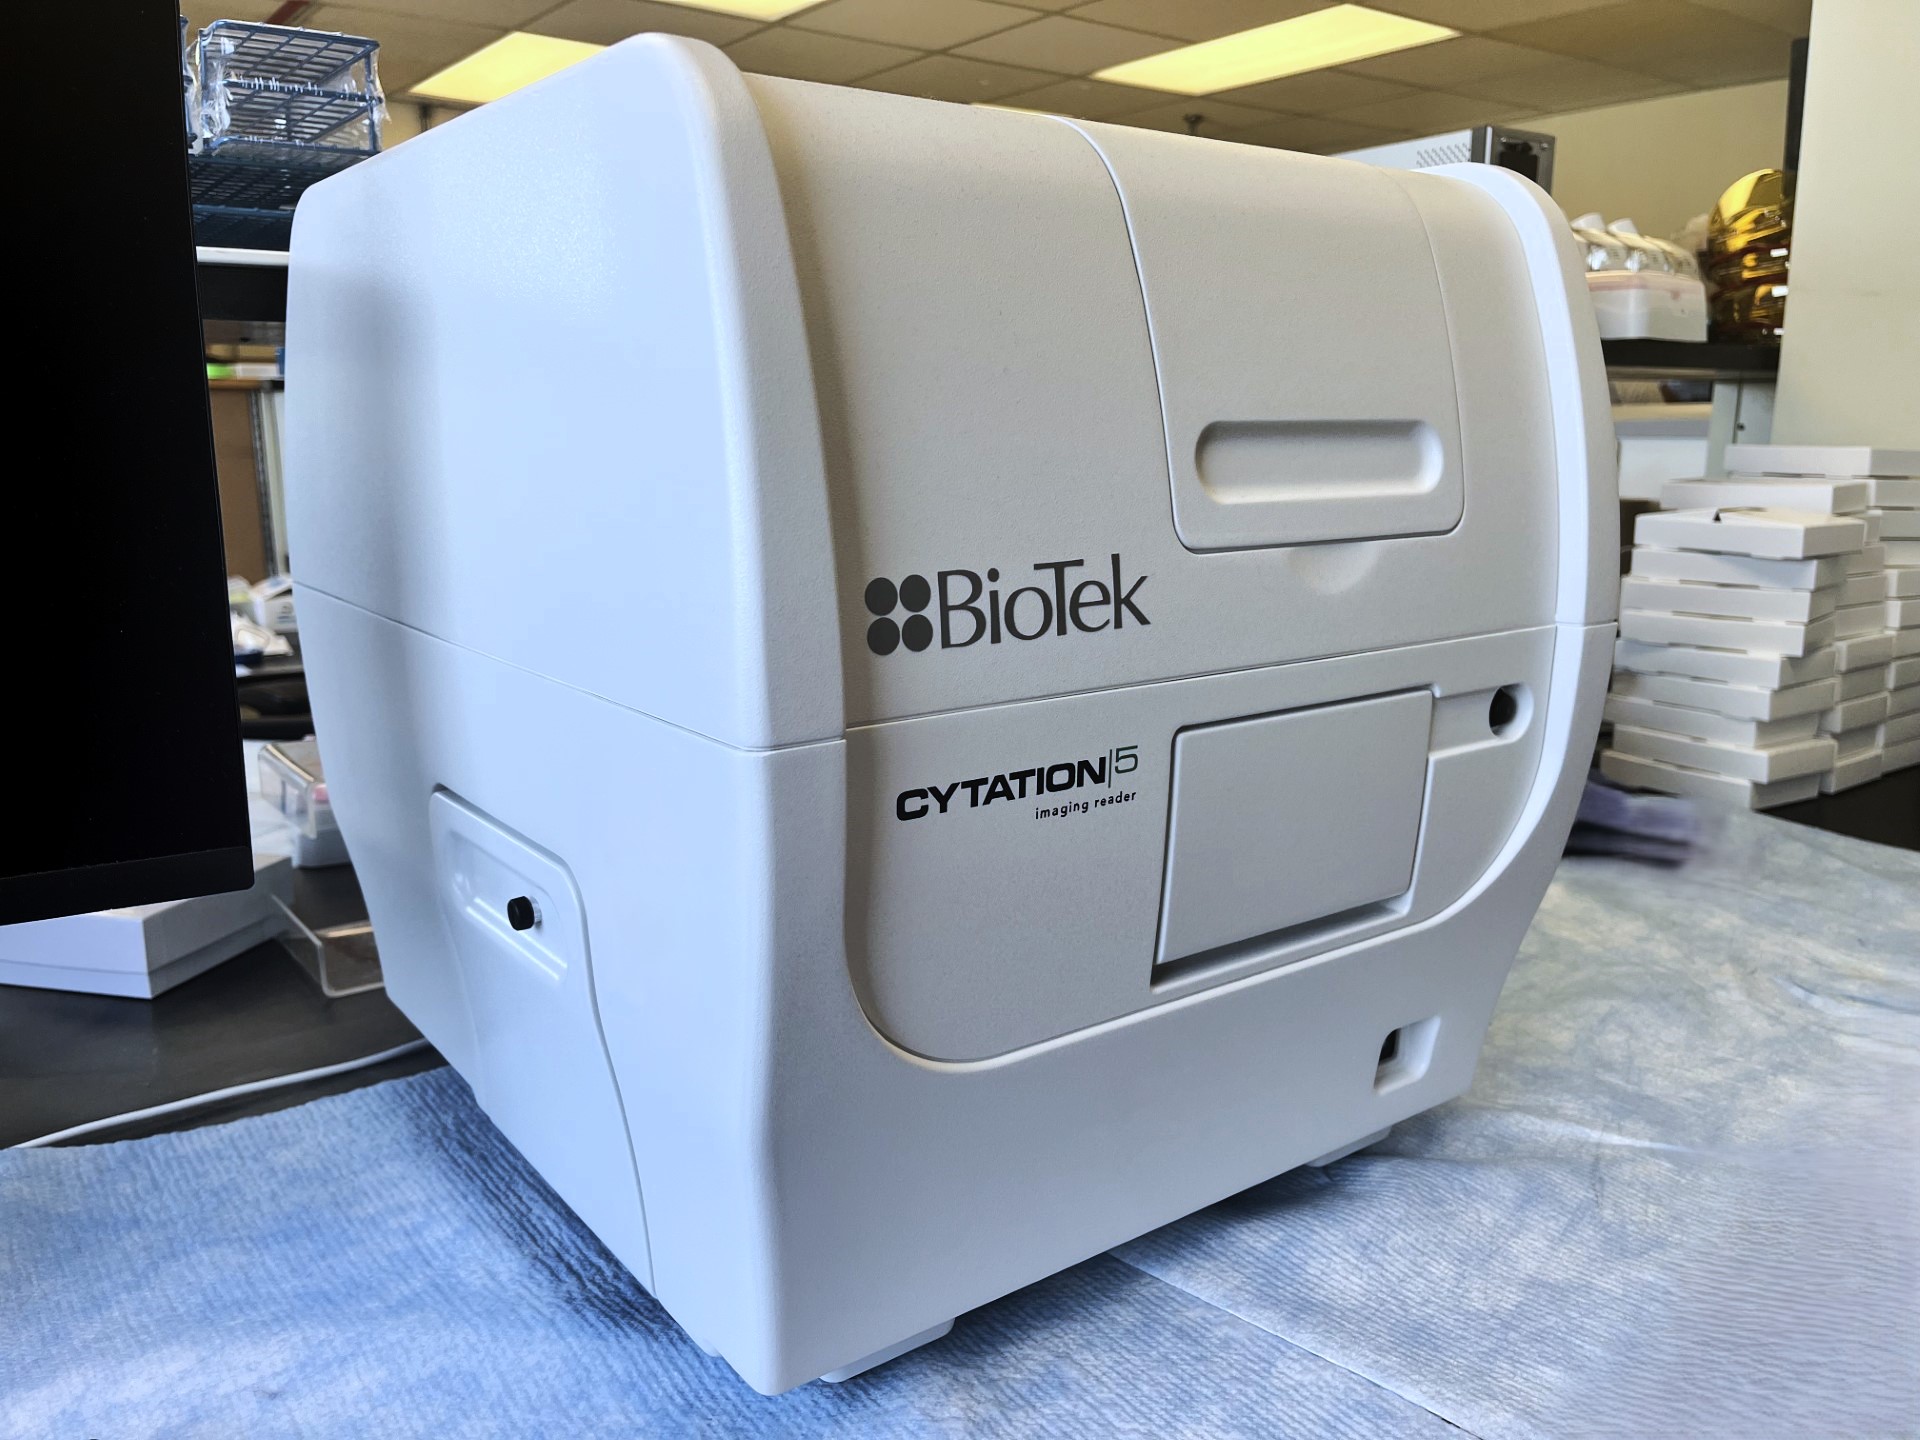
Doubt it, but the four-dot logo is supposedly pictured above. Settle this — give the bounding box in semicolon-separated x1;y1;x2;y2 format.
865;574;934;655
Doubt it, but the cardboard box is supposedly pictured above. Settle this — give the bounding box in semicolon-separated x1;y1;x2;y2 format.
1661;477;1868;513
1610;724;1836;783
1820;748;1884;794
0;853;291;997
1838;666;1889;701
1603;694;1821;747
1869;477;1920;506
1723;443;1920;478
1613;638;1835;689
1888;656;1920;689
1598;749;1821;810
1618;608;1834;657
1887;684;1920;718
1819;692;1891;734
1630;546;1843;590
1606;669;1838;721
1849;543;1887;576
1839;573;1885;607
1633;507;1866;560
1880;509;1920;541
1832;603;1887;638
1618;577;1837;623
1881;711;1920;747
1833;726;1881;761
1888;567;1920;599
1834;632;1895;670
1886;735;1920;772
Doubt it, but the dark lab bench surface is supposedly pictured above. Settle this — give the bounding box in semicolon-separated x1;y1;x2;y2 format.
0;866;443;1148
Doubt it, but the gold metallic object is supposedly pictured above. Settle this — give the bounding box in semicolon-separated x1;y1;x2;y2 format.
1707;169;1792;342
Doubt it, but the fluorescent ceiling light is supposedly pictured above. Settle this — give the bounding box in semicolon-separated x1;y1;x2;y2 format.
651;0;827;16
412;33;604;105
1093;5;1456;96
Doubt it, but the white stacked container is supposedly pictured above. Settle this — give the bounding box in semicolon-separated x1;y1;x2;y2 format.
1725;445;1920;780
1602;504;1863;807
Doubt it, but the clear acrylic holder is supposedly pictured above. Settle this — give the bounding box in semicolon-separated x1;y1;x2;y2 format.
273;894;385;997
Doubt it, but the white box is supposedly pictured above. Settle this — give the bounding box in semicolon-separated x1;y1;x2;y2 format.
1632;507;1866;560
0;853;292;997
1833;726;1882;761
1834;632;1896;670
1881;711;1920;747
1606;669;1838;721
1613;638;1834;688
1838;666;1888;701
1849;543;1887;576
1887;683;1920;718
1599;749;1820;809
1898;627;1920;658
1870;477;1920;506
1889;539;1920;566
1879;509;1920;541
1629;546;1843;590
1587;269;1707;342
1662;476;1868;513
1863;510;1883;544
1618;608;1833;657
1886;736;1920;772
1840;573;1885;607
1885;597;1920;628
1722;444;1920;478
1888;567;1920;598
1610;724;1836;782
1819;692;1890;734
1832;603;1887;639
1618;577;1837;623
1820;748;1884;793
1603;693;1821;747
1888;657;1920;688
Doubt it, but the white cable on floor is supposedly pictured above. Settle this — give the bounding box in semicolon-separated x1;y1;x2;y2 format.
9;1039;432;1150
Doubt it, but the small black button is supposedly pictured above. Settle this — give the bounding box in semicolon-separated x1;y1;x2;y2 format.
506;896;537;931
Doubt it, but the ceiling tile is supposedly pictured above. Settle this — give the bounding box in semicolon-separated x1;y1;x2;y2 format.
1230;113;1398;153
791;0;1038;50
1489;0;1794;84
725;27;915;82
1213;69;1412;113
860;54;1058;103
181;1;286;39
1120;97;1279;134
299;5;506;92
1338;34;1555;86
527;0;759;47
1447;55;1678;109
1363;0;1627;29
954;16;1174;73
1327;88;1524;133
992;75;1171;117
314;0;554;27
1065;0;1333;44
1682;0;1810;34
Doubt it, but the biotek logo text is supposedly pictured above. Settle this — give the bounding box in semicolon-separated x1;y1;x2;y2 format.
896;745;1139;822
864;554;1148;656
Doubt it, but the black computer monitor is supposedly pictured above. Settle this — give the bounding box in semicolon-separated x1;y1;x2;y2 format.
2;1;251;924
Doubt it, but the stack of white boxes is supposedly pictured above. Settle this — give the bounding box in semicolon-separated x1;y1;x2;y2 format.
1724;445;1920;781
1602;503;1860;808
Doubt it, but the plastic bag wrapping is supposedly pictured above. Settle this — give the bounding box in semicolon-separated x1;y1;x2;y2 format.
190;19;385;154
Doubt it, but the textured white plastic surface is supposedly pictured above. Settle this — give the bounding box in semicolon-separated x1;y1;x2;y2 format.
287;36;1615;1394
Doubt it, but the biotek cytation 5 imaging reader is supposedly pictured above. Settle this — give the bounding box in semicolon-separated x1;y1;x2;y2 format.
286;36;1616;1393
